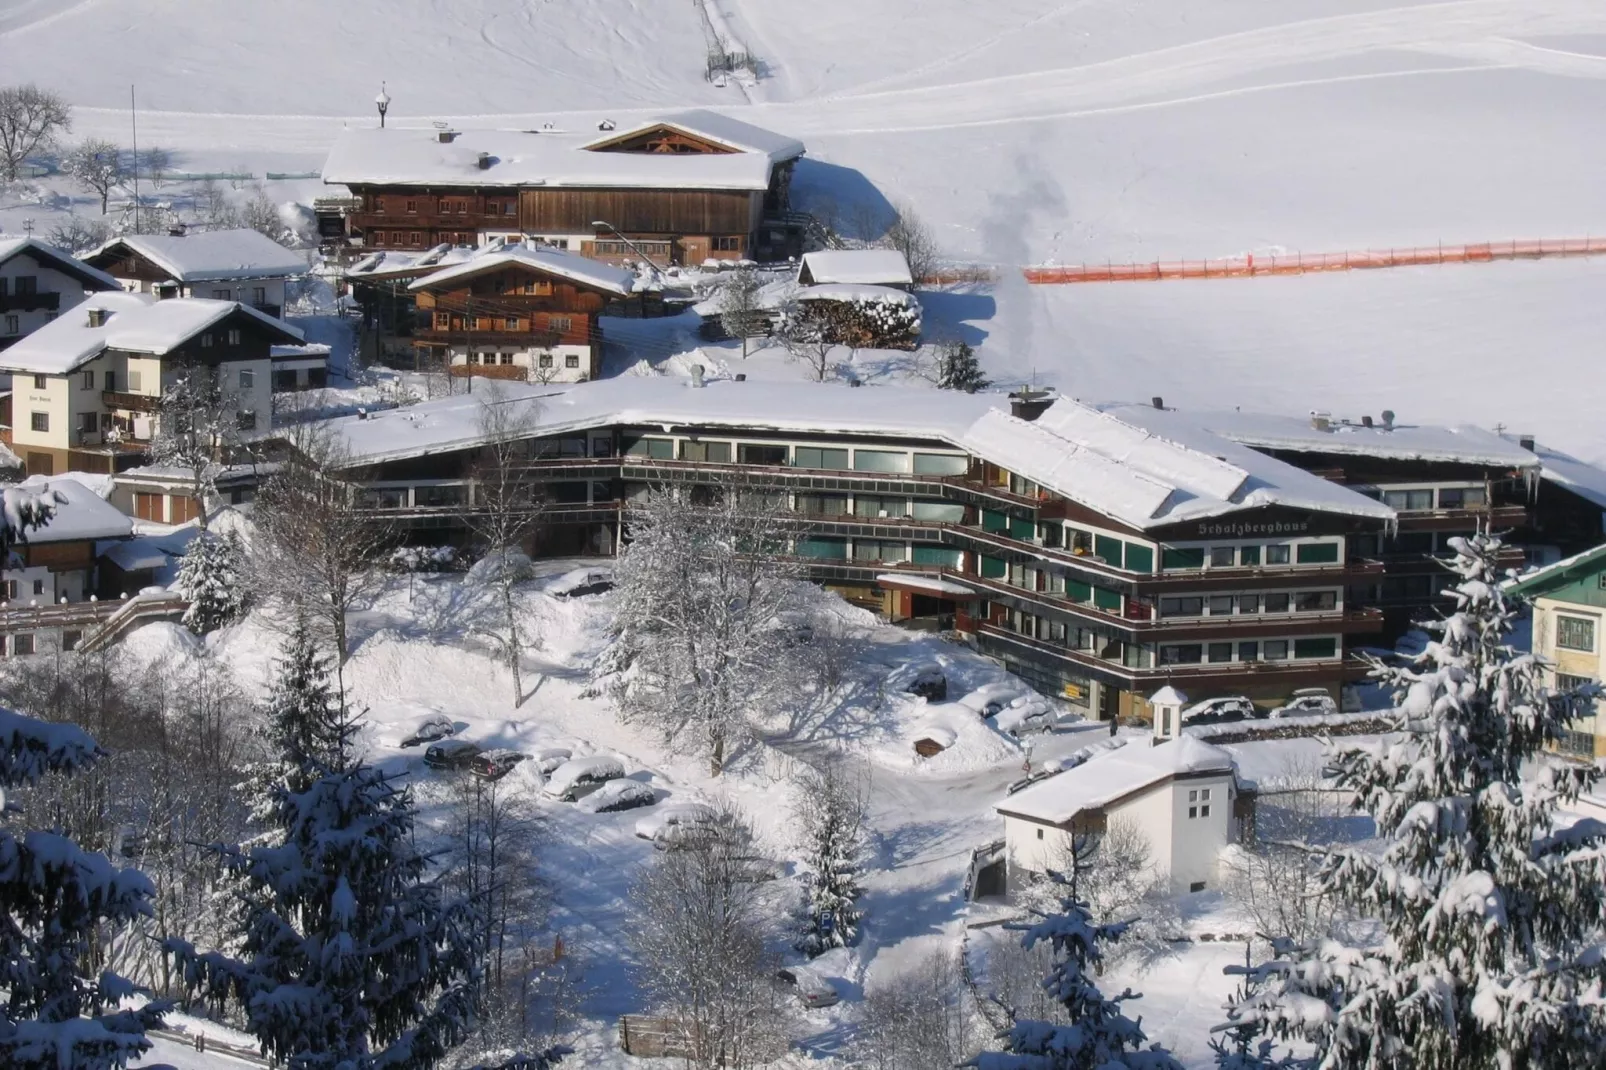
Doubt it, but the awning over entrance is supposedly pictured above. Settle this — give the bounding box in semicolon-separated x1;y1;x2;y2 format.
875;573;983;600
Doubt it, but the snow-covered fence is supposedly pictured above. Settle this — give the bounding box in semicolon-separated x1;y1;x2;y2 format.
619;1014;696;1058
1025;236;1606;284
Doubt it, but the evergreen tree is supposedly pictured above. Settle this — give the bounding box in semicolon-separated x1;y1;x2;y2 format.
1209;939;1307;1070
253;615;352;806
168;763;480;1070
1220;532;1606;1069
176;529;248;635
0;706;168;1069
971;868;1183;1070
794;762;867;957
936;340;989;393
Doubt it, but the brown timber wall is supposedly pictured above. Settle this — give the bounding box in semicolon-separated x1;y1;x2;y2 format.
520;188;756;234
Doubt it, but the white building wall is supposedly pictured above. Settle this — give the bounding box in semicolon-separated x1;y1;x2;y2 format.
1160;773;1236;891
448;344;593;383
189;278;288;309
0;255;93;342
218;358;274;433
1002;813;1075;878
1107;784;1176;884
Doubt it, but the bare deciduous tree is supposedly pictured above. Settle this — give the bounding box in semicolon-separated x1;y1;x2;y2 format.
718;264;767;358
64;138;125;214
775;302;839;382
240;187;283;241
598;490;805;776
250;420;393;682
0;84;70;182
150;360;239;532
45;215;111;255
194;178;241;230
629;807;784;1068
851;949;979;1069
139;146;172;189
880;200;941;286
463;386;545;705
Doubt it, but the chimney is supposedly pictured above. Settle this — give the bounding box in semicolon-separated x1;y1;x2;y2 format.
1381;409;1395;431
689;365;705;389
1009;387;1056;422
437;129;459;144
1361;415;1373;428
1519;434;1536;453
1151;396;1164;410
1310;410;1332;432
86;307;108;328
477;152;492;170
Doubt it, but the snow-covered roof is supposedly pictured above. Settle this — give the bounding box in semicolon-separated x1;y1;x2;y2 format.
1531;444;1606;511
1110;405;1540;470
1148;686;1189;706
407;244;635;296
585;110;805;163
323;112;801;192
347;244;478;280
0;294;302;375
89;229;305;283
997;736;1236;825
100;538;173;571
270;342;332;360
0;237;122;291
14;476;132;544
1505;542;1606;597
794;283;919;307
798;249;914;287
876;573;978;597
318;380;1395;530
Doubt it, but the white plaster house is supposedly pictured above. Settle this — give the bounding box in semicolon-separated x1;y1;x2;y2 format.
0;238;121;352
84;229;306;317
995;689;1253;894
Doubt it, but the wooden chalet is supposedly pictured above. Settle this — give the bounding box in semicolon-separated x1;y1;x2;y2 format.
406;245;636;383
322;110;805;266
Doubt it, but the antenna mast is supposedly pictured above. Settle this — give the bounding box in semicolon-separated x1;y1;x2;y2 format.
130;85;140;233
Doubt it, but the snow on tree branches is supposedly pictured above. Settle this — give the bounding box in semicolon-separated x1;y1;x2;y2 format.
176;529;248;634
0;705;166;1070
970;867;1183;1070
793;761;867;957
1217;532;1606;1070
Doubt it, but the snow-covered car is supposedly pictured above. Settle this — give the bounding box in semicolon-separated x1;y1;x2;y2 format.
541;756;626;801
904;667;947;702
634;801;716;841
423;740;482;770
574;779;657;814
470;749;528;782
1269;690;1339;718
549;568;613;599
993;695;1054;736
1181;696;1258;725
776;965;840;1008
396;715;457;748
531;747;573;775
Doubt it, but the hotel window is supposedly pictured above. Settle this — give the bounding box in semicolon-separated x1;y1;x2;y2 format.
1162;547;1205;570
1161;644;1203;665
565;354;580;368
1264;640;1290;661
1296;542;1340;565
1294;638;1338;659
794;493;848;516
855;495;908;519
623;436;674;460
30;412;48;433
538;354;553;368
1207;595;1235;615
1383;488;1435;511
1238;641;1260;661
738;443;788;466
239;368;255;389
212;288;232;300
1438;486;1487;509
497;353;512;365
81;370;94;389
712;236;741;252
854;540;908;564
1209;546;1236;567
2;580;14;600
1557;615;1597;652
409;232;423;247
1238;594;1260;614
1295;591;1337;612
1266;544;1290;565
1264;593;1291;613
793;446;849;470
1239;545;1261;566
853;449;910;474
504;317;519;330
913;452;968;476
1159;596;1203;617
127;370;142;391
1208;642;1233;663
550;316;572;332
32;374;45;390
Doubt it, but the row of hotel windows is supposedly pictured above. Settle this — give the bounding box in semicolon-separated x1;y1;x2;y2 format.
434;313;572;332
999;607;1339;665
621;435;972;476
1358;485;1488;511
1157;590;1341;617
375;196;518;216
462;352;582;369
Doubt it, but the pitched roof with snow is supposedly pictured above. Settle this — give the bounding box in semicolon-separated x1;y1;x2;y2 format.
323;111;802;192
794;283;919;307
1505;542;1606;598
0;293;303;375
997;736;1236;825
347;244;478;280
13;475;133;544
88;229;305;283
0;237;122;291
407;244;636;296
1112;405;1540;470
798;249;914;287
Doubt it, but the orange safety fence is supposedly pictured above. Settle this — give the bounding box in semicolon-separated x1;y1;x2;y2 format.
1023;237;1606;284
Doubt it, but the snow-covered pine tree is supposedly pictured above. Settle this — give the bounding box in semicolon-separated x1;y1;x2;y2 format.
937;340;989;393
176;529;248;634
168;762;480;1070
971;867;1183;1070
0;705;168;1069
1209;939;1306;1070
1220;532;1606;1069
242;613;353;824
794;762;867;957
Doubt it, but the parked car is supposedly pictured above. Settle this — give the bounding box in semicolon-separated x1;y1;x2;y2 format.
1181;696;1258;725
396;714;456;748
470;749;528;782
776;966;840;1009
904;666;947;702
575;780;657;814
531;747;573;775
1270;689;1339;718
635;801;716;841
423;740;482;770
541;756;626;801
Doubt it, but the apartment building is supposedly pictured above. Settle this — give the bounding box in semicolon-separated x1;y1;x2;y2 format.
312;377;1397;721
85;228;306;317
1507;543;1606;761
0;238;121;351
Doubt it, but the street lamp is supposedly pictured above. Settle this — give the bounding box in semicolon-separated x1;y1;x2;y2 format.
375;82;390;129
590;220;666;274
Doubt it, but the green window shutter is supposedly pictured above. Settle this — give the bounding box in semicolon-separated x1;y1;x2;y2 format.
1009;516;1036;541
1067;580;1091;602
982;510;1009;533
1162;547;1205;570
911;545;962;568
981;555;1007;579
1095;535;1123;567
1124;544;1154;573
1293;637;1337;659
795;537;847;560
1093;586;1122;612
1296;542;1340;564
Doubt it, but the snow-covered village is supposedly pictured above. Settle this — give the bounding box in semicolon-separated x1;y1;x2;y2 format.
3;3;1606;1069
